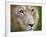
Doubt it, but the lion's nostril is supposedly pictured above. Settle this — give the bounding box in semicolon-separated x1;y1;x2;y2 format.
28;24;34;27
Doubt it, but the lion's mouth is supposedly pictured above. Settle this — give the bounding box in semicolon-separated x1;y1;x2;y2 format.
26;24;34;31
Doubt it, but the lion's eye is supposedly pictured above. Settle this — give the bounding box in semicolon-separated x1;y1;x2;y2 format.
19;10;24;13
31;9;34;11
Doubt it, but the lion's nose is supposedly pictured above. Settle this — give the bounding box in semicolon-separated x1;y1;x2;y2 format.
28;24;34;27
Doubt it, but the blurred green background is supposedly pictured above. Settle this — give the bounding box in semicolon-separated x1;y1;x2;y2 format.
34;6;42;31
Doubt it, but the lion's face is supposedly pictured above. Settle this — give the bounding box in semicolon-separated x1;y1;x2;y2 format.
15;5;36;31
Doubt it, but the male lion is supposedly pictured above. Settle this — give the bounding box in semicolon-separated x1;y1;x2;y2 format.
11;5;41;32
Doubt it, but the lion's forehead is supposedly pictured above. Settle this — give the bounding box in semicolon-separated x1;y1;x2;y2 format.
16;5;34;10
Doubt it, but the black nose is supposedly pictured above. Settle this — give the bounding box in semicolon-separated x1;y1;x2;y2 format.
28;24;34;27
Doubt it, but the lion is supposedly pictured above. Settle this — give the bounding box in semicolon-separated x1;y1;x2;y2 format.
11;5;41;32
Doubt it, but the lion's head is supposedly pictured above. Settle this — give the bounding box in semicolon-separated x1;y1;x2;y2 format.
11;5;41;32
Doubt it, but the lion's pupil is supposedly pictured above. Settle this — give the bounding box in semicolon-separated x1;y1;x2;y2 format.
19;10;24;13
32;9;34;11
